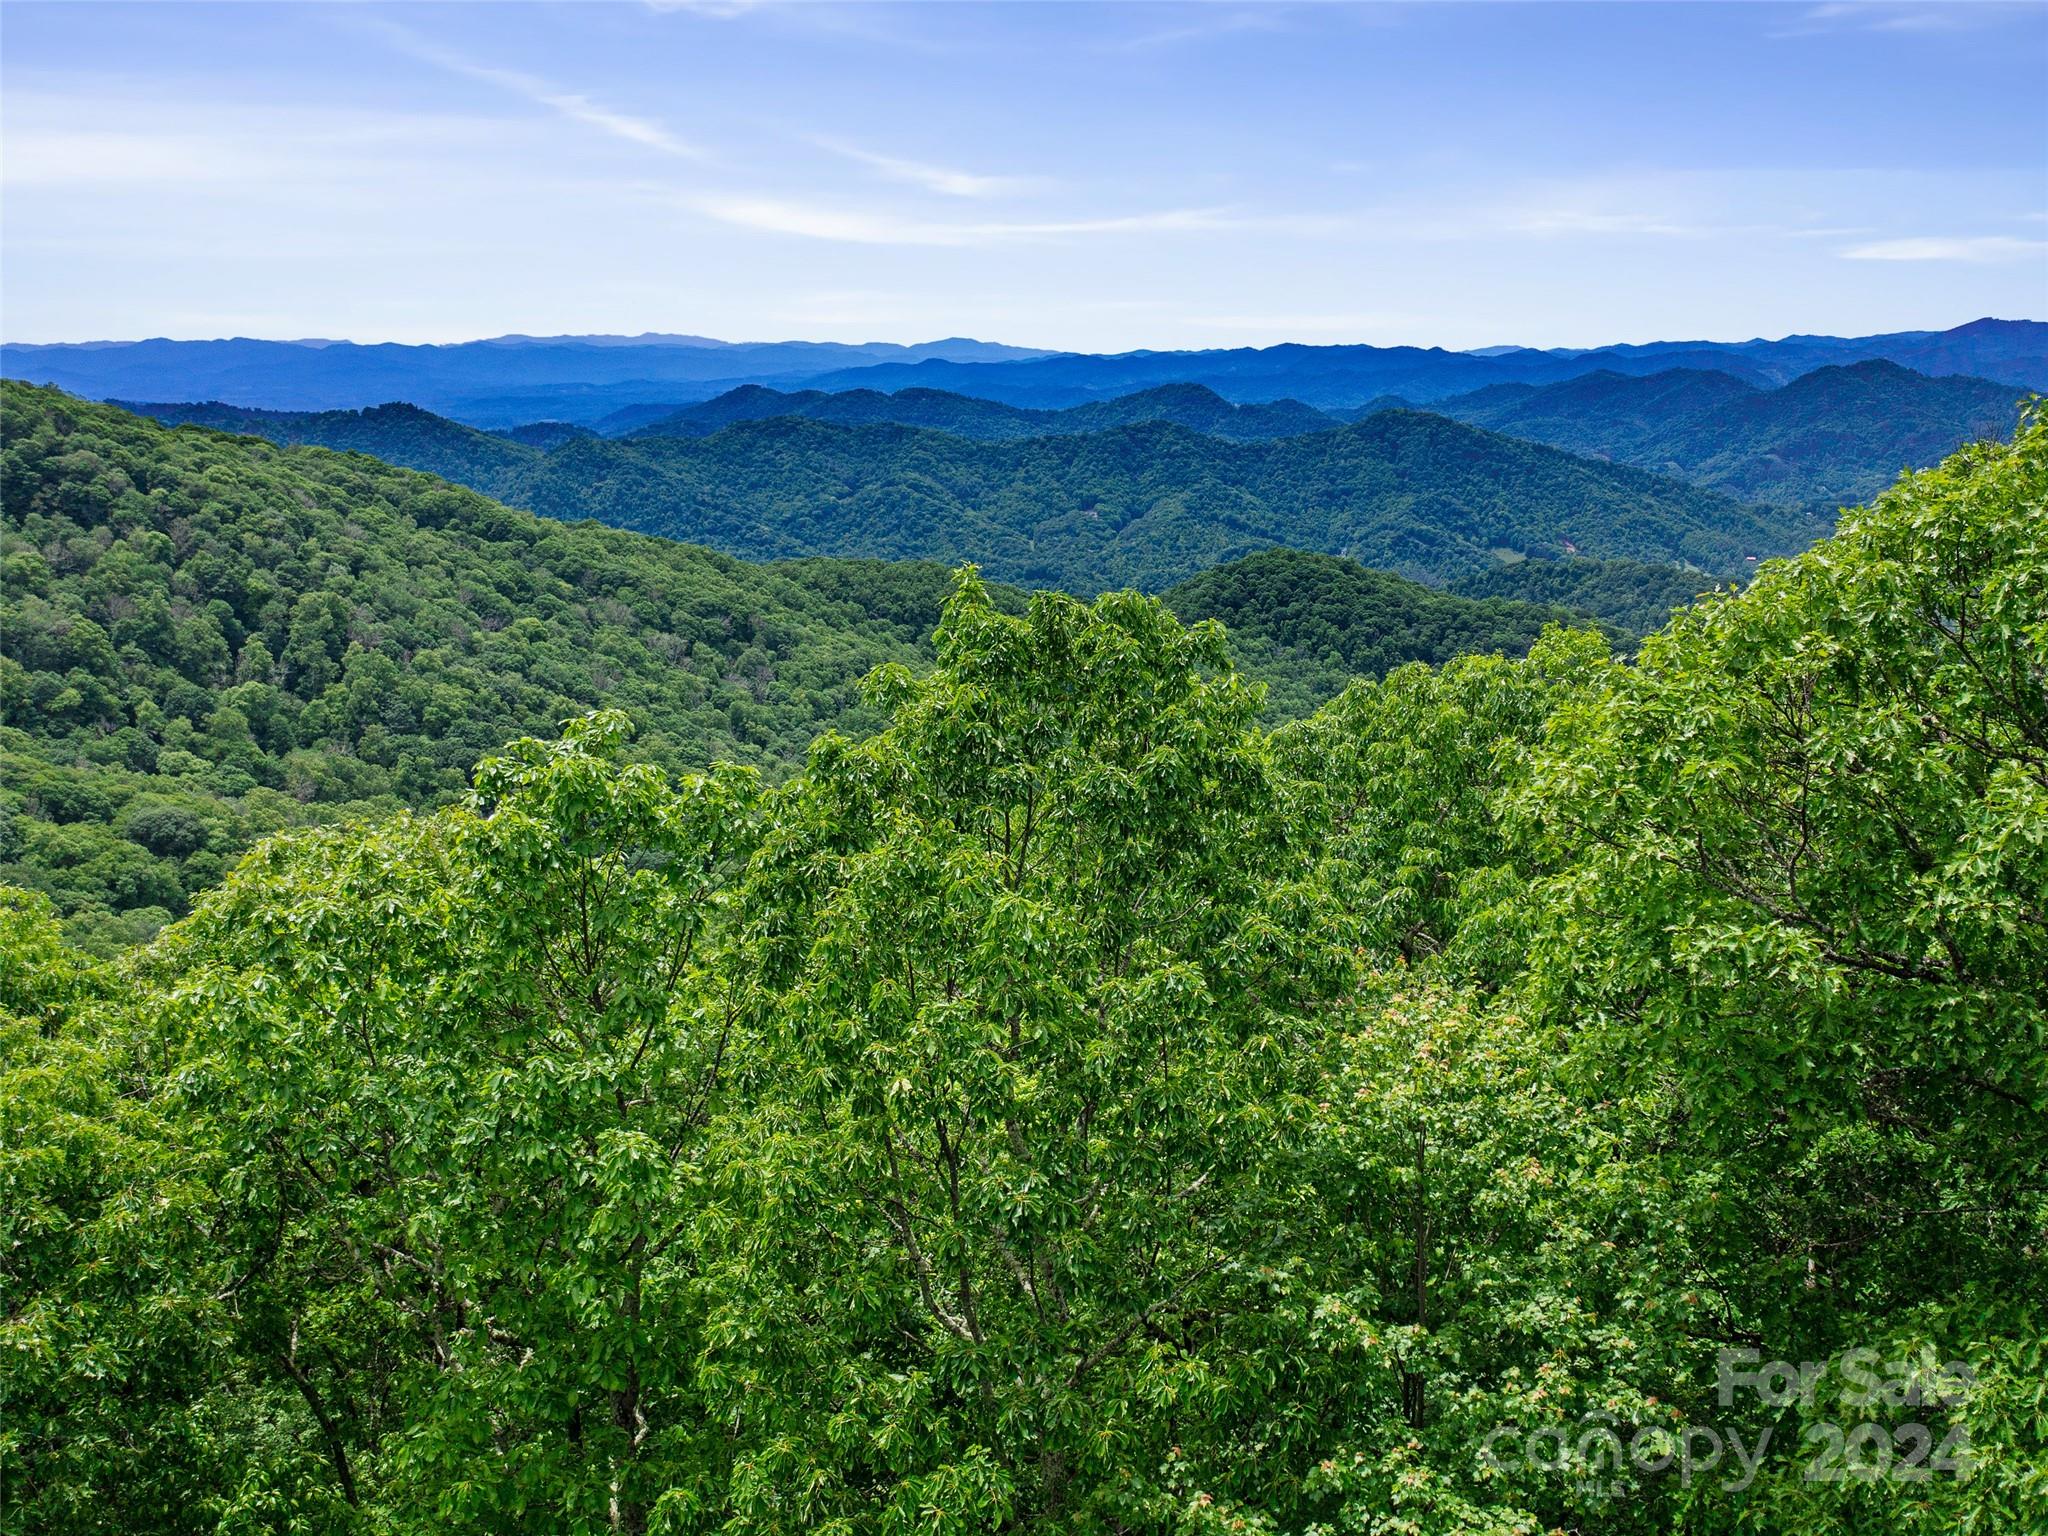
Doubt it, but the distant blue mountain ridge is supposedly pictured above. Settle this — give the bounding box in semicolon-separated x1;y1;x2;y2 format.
5;317;2040;426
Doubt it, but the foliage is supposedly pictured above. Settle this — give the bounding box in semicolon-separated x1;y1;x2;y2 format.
1447;556;1722;637
120;400;538;499
695;576;1361;1532
0;383;996;948
112;392;1811;591
1433;360;2027;509
3;413;2043;1534
1165;548;1614;718
1520;403;2048;1246
1515;405;2048;1531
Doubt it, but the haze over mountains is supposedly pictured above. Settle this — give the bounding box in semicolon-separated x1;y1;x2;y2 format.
7;317;2041;425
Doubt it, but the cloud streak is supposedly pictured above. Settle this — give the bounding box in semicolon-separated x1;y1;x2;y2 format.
368;20;708;160
1772;2;2007;36
1841;235;2048;262
683;194;1246;246
810;137;1042;198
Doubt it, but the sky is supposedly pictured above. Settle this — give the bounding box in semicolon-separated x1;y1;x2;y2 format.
3;0;2045;352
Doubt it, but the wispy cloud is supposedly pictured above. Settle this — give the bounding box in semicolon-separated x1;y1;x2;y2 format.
1771;2;2015;37
367;19;708;160
0;99;522;190
1105;6;1294;52
1504;208;1707;238
642;0;770;16
1841;235;2048;262
684;194;1244;247
810;137;1044;199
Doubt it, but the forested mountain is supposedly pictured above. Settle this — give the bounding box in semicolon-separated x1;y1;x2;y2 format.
493;419;596;449
0;384;1009;949
126;370;2004;576
1430;359;2029;507
116;397;1809;590
1163;547;1613;717
784;317;2048;408
3;385;1613;952
1446;555;1720;635
121;398;539;498
9;413;2043;1536
11;318;2041;421
515;411;1808;589
622;382;1340;441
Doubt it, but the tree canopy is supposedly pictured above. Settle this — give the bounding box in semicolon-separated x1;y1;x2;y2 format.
3;407;2043;1534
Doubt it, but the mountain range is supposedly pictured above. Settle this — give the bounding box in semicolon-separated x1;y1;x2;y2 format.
118;348;2015;583
114;396;1805;592
9;317;2040;424
1422;359;2030;507
748;317;2048;410
0;335;1050;424
611;382;1339;442
0;382;1606;950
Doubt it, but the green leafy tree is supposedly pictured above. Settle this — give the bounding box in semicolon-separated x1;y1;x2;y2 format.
1518;408;2048;1529
700;576;1357;1532
161;714;761;1532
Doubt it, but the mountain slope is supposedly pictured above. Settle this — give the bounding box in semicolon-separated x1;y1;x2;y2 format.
120;398;541;498
1446;556;1721;635
0;384;1000;948
1164;548;1614;718
509;410;1811;590
115;397;1808;591
6;387;1688;949
624;382;1340;442
1429;360;2029;507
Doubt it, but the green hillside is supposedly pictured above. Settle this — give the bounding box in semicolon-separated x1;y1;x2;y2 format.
625;381;1340;442
123;395;1811;590
5;386;1635;951
1447;555;1721;634
1165;547;1612;717
120;398;540;498
516;410;1805;589
0;384;991;949
1431;360;2028;507
10;413;2043;1536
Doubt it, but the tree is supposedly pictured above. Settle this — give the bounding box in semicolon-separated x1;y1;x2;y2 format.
163;713;761;1532
700;575;1357;1532
1518;408;2048;1530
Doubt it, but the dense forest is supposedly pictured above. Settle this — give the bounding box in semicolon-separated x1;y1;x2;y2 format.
1446;556;1720;636
513;411;1808;589
133;360;2027;544
112;397;1811;591
0;385;972;949
1164;548;1614;719
125;399;541;497
1430;359;2026;509
6;410;2043;1534
0;385;1589;951
616;382;1340;442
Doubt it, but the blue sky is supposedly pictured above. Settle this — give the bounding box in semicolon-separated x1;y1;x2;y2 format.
4;1;2044;350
